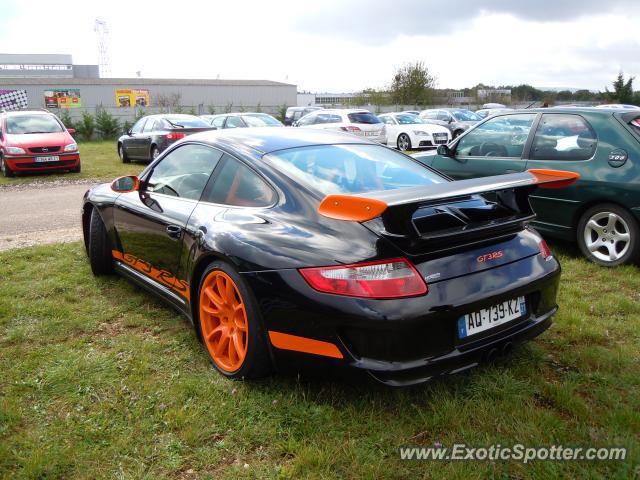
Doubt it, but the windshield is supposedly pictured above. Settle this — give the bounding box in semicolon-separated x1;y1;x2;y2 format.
6;115;63;134
243;114;283;127
265;144;444;196
164;116;209;128
452;110;481;122
347;112;382;124
395;114;425;125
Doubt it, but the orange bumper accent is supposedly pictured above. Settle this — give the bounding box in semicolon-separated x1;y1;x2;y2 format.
268;331;344;359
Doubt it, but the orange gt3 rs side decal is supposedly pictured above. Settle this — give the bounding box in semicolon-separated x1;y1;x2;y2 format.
112;250;190;301
268;331;344;359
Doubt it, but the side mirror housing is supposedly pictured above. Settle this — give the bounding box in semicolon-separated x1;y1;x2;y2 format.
67;128;76;135
111;175;140;193
437;144;453;157
127;129;133;136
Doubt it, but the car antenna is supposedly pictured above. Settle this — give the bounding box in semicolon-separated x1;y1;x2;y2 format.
524;101;537;109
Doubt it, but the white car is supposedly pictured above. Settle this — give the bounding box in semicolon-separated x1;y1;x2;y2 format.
295;109;386;144
378;112;451;151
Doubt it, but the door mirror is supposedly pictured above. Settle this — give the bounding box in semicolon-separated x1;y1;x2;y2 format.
437;144;453;157
447;117;453;124
111;175;140;193
67;128;76;135
127;128;133;136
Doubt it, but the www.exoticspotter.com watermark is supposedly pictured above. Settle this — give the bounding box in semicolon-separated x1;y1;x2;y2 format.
399;444;627;463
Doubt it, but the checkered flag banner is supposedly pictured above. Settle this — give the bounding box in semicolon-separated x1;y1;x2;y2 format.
0;89;29;111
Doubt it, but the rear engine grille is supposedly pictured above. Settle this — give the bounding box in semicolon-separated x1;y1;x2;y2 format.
28;146;61;153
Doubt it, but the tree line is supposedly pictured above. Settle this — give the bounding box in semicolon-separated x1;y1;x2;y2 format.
351;63;640;108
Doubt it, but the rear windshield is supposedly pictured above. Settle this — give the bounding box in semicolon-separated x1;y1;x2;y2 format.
243;114;282;127
5;114;63;134
347;112;382;124
163;116;209;128
265;144;444;196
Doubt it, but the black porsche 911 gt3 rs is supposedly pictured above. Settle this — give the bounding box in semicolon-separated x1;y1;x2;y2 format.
82;128;578;386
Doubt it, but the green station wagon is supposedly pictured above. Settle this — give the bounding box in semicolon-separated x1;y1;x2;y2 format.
413;108;640;266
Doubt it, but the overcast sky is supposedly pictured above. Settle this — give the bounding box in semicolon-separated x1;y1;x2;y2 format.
1;0;639;92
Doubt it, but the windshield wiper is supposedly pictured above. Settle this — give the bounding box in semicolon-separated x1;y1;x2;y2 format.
166;120;185;128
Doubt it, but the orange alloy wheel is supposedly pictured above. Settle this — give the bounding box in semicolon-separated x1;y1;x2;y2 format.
199;270;249;372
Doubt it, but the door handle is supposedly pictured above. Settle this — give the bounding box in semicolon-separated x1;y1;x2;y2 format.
166;225;182;239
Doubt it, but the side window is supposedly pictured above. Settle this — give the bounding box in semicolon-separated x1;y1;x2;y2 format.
202;155;275;207
456;114;536;158
146;144;223;200
329;114;343;123
143;119;156;132
530;114;597;161
423;111;437;120
292;111;303;121
212;117;225;129
131;118;146;134
380;116;395;125
437;111;450;122
225;116;245;129
297;113;316;126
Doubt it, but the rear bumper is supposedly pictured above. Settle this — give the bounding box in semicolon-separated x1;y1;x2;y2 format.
245;251;561;386
6;153;80;172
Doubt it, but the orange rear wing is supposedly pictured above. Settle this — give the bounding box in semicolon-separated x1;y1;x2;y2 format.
319;169;579;222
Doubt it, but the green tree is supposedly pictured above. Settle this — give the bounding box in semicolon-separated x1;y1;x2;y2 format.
95;107;121;140
606;72;635;104
390;61;436;107
59;110;75;131
76;112;95;141
276;103;288;123
207;104;216;114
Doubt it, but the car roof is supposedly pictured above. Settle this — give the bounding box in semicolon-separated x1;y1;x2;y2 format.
187;127;372;155
1;110;54;117
503;107;639;115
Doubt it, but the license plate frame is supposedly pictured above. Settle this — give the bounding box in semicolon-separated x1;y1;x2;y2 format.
457;296;527;339
35;155;60;163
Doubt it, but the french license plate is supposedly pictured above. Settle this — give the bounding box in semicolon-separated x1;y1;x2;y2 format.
35;155;60;163
458;296;526;339
364;131;377;136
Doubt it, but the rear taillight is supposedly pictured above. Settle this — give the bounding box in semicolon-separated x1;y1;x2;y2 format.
299;258;427;299
538;239;552;260
340;126;361;133
166;132;186;140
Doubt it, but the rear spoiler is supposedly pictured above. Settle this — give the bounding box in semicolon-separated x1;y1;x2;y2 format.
319;169;579;222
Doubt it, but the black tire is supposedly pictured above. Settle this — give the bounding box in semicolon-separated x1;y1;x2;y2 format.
70;163;81;173
577;203;639;267
197;261;272;379
397;133;412;151
150;145;160;161
87;208;114;275
118;143;130;164
1;155;14;177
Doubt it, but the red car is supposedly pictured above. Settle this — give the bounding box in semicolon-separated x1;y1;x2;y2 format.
0;110;80;177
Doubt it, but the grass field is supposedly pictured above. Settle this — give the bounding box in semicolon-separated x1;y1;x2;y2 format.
0;242;638;479
0;141;144;186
